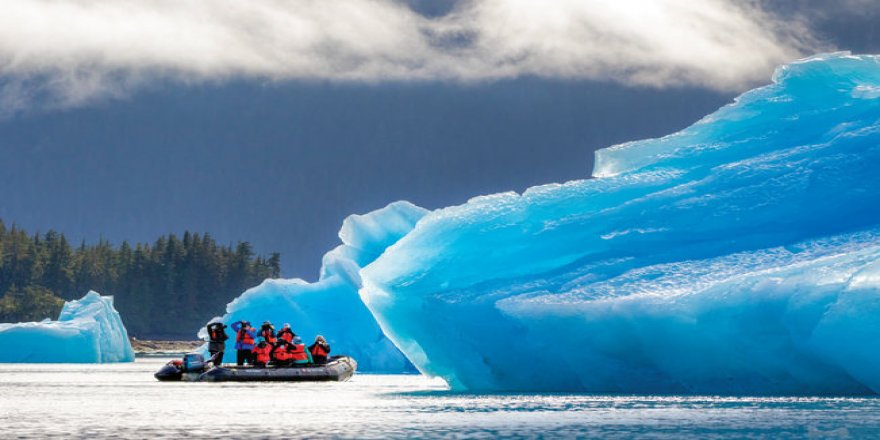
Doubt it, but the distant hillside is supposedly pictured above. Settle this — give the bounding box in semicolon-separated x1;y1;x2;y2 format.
0;220;279;339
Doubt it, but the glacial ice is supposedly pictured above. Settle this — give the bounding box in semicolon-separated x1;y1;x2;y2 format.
0;291;134;363
360;53;880;393
206;201;426;372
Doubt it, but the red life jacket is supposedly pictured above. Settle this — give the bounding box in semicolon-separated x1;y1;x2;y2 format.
290;343;309;362
278;330;294;343
237;329;254;346
253;345;272;363
261;329;277;344
210;329;223;341
310;343;329;357
274;347;293;362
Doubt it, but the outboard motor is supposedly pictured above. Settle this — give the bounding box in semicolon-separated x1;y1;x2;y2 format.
183;353;206;373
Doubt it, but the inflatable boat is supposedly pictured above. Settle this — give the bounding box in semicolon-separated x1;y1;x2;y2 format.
154;353;357;382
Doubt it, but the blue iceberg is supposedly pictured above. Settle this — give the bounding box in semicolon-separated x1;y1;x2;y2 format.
206;201;426;372
360;53;880;394
0;291;134;363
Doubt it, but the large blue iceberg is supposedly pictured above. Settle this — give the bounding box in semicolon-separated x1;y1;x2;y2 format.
0;291;134;363
206;201;426;372
360;53;880;394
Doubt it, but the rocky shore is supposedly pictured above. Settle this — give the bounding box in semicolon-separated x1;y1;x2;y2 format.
130;338;203;356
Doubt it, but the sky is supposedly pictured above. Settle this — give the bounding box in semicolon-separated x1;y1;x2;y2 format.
1;0;879;278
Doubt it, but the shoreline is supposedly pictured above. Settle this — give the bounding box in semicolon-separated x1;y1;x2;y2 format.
130;338;202;356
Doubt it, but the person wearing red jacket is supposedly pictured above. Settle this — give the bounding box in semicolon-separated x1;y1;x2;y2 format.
259;321;277;346
271;340;294;367
290;337;312;365
309;335;331;364
251;339;273;368
276;323;296;344
231;321;256;366
206;322;228;365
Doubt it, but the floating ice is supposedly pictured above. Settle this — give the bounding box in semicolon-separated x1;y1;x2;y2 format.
207;201;427;372
0;291;134;363
360;53;880;393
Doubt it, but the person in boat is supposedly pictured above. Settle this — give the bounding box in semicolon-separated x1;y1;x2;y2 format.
231;320;256;366
276;323;296;344
309;335;331;364
271;339;294;367
260;321;277;346
206;321;228;365
252;338;273;368
290;336;313;365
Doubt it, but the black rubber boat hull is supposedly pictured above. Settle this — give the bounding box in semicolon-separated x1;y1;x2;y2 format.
154;364;183;381
199;356;357;382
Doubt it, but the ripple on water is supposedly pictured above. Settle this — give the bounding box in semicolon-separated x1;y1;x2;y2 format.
1;358;878;439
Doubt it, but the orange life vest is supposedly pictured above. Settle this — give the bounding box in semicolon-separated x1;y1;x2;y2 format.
310;343;329;357
261;329;277;344
274;347;293;362
253;345;272;363
237;329;254;345
290;343;309;362
278;330;294;343
210;329;223;341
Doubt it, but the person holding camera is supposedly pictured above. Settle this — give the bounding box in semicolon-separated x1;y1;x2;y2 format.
206;321;228;365
309;335;331;364
276;323;296;343
259;321;277;346
231;320;256;366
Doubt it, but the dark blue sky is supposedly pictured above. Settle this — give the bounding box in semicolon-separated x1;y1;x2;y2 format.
1;2;878;278
0;80;729;277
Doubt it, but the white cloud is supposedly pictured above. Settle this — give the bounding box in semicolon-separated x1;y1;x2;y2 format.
0;0;818;111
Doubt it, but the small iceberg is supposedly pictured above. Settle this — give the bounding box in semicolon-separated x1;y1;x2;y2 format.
0;291;135;363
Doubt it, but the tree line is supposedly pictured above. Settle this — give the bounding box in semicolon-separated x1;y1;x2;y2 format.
0;220;280;339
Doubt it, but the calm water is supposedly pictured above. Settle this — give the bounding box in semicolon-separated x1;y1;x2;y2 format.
1;358;879;439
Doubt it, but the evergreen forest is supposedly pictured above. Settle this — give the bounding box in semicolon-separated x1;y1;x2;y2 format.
0;220;280;339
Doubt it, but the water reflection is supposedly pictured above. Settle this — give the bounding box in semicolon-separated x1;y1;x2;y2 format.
0;358;877;439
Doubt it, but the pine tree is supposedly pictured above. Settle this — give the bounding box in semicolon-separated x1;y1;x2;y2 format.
0;219;282;338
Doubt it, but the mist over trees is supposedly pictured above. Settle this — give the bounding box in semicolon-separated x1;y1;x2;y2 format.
0;220;280;338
